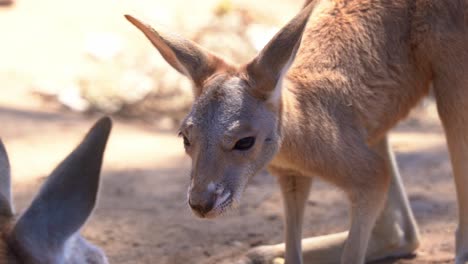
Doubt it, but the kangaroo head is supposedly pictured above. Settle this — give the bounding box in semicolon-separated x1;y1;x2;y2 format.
125;3;314;218
0;117;111;264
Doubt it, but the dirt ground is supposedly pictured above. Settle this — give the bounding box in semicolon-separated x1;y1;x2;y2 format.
0;0;461;264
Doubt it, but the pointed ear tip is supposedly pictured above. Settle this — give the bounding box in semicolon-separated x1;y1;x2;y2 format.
87;116;113;145
124;14;142;26
124;14;133;21
96;116;113;134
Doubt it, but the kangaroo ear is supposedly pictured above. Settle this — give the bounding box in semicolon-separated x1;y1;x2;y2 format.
11;117;112;260
125;15;233;97
0;140;13;216
245;2;316;103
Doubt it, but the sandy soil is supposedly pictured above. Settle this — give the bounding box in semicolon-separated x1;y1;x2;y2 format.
0;88;458;264
0;0;461;263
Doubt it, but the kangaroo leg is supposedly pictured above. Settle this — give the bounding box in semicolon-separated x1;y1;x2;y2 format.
339;147;390;264
433;71;468;264
241;135;418;264
365;136;420;260
278;173;313;264
243;172;312;264
300;135;419;263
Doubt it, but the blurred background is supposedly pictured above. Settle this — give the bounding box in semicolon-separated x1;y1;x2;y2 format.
0;0;458;263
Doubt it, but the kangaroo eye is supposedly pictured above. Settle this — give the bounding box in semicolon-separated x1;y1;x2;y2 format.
183;136;191;147
234;137;255;151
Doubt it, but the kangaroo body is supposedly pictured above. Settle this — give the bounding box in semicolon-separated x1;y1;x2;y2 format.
275;0;465;206
127;1;468;263
283;0;461;151
265;1;468;263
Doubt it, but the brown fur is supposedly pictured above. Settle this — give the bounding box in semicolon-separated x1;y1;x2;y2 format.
127;0;468;263
0;217;17;264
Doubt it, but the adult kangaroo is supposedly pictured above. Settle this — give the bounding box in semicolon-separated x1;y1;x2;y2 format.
126;0;468;263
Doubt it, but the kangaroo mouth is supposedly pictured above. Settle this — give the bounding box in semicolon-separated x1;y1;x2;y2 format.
215;190;232;208
205;191;234;219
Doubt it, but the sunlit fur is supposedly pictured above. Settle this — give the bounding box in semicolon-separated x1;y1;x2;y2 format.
180;75;281;217
127;0;468;262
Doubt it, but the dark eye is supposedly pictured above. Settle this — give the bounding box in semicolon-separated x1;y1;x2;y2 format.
183;136;190;147
234;137;256;151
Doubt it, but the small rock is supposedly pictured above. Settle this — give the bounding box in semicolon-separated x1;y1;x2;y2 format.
231;240;244;247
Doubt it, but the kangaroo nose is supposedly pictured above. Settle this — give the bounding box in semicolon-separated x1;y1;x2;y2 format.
188;191;216;217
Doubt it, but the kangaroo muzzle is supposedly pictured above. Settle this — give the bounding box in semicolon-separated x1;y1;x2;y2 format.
188;182;232;218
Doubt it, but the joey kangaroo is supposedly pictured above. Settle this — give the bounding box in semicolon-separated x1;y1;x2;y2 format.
0;117;112;264
126;0;468;263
